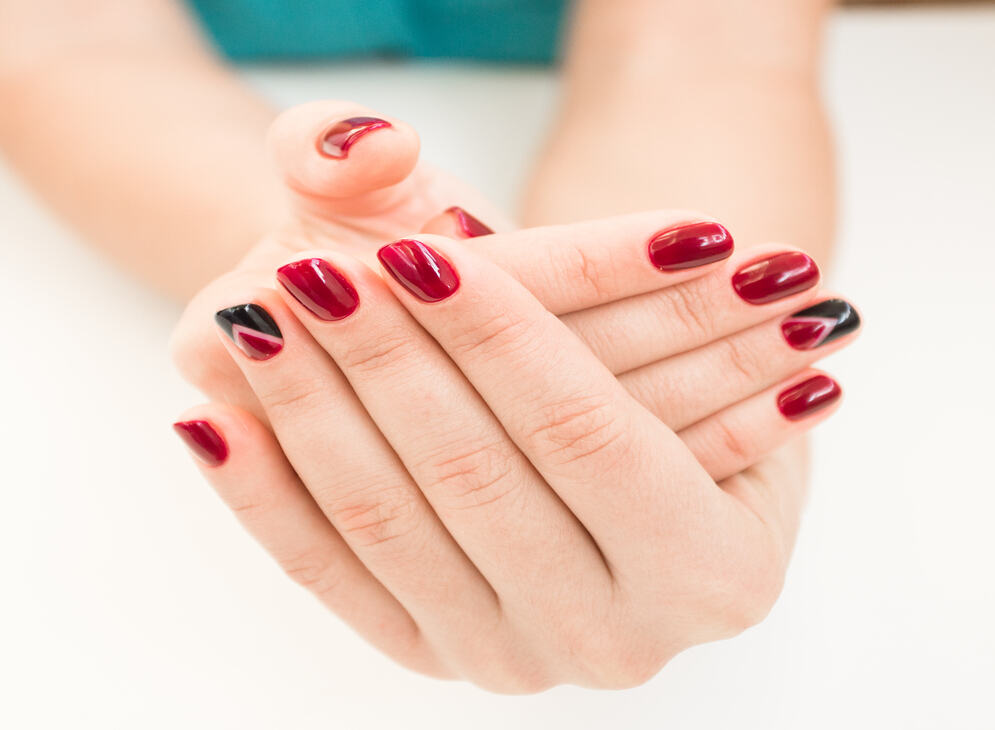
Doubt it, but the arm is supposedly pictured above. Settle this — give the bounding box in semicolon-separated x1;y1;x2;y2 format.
522;0;836;263
0;0;284;298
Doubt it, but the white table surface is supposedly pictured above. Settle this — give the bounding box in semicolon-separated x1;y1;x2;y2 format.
1;7;993;729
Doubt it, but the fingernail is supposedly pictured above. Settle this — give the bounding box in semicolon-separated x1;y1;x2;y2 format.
277;258;359;321
377;239;460;303
317;116;392;159
215;303;283;360
777;375;842;421
647;221;734;271
446;206;494;238
173;420;228;466
781;299;861;350
732;252;819;305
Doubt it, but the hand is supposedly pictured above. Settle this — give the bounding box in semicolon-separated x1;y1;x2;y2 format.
171;99;510;413
173;225;860;691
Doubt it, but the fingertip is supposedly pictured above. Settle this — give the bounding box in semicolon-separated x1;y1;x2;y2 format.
173;412;230;468
267;100;420;201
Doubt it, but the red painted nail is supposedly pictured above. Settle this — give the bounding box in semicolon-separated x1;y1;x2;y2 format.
777;375;842;421
173;420;229;466
446;206;494;238
647;221;734;271
377;239;460;303
277;258;359;321
317;116;391;159
732;252;819;305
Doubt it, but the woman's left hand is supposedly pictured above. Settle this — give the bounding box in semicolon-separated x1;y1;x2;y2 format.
174;233;846;691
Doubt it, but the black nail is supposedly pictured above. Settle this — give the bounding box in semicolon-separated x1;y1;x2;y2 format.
215;303;283;360
780;298;860;350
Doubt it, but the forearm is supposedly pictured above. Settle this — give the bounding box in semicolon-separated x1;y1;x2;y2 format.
0;0;284;299
522;0;836;264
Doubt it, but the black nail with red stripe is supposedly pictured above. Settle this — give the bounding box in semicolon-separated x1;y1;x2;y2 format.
215;304;283;360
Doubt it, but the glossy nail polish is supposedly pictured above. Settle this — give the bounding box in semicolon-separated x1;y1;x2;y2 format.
647;221;734;271
277;258;359;321
215;303;283;360
446;206;494;238
777;375;842;421
173;420;228;466
781;299;861;350
377;239;460;303
732;252;819;305
317;116;392;158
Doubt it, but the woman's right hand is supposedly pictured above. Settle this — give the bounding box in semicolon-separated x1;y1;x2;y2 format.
173;220;860;690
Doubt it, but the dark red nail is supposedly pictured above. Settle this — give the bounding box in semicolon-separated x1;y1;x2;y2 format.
446;206;494;238
277;258;359;321
732;252;819;305
317;116;391;159
173;420;229;466
647;221;734;271
377;239;460;303
777;375;842;421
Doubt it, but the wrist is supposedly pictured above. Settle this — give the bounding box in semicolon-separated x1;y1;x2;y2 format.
562;0;829;98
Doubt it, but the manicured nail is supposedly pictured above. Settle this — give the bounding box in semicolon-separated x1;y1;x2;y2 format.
377;239;460;303
446;206;494;238
781;299;861;350
647;221;734;271
732;252;819;305
777;375;842;421
215;303;283;360
173;420;228;466
317;116;392;158
277;258;359;321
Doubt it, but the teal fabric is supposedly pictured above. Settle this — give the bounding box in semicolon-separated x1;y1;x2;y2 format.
187;0;567;64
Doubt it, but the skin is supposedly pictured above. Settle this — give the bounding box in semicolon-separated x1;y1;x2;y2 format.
0;0;843;690
182;230;852;691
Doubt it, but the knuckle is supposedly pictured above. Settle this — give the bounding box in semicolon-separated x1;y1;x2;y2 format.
559;620;667;689
718;336;764;383
527;394;630;470
711;414;757;466
419;439;522;514
323;484;421;549
664;283;715;340
464;638;556;695
702;544;786;635
259;378;328;418
467;647;556;695
482;672;555;695
448;310;541;364
338;330;421;375
279;549;345;598
226;495;269;520
559;241;617;303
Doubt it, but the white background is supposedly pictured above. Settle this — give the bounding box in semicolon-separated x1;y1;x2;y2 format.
1;7;993;728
